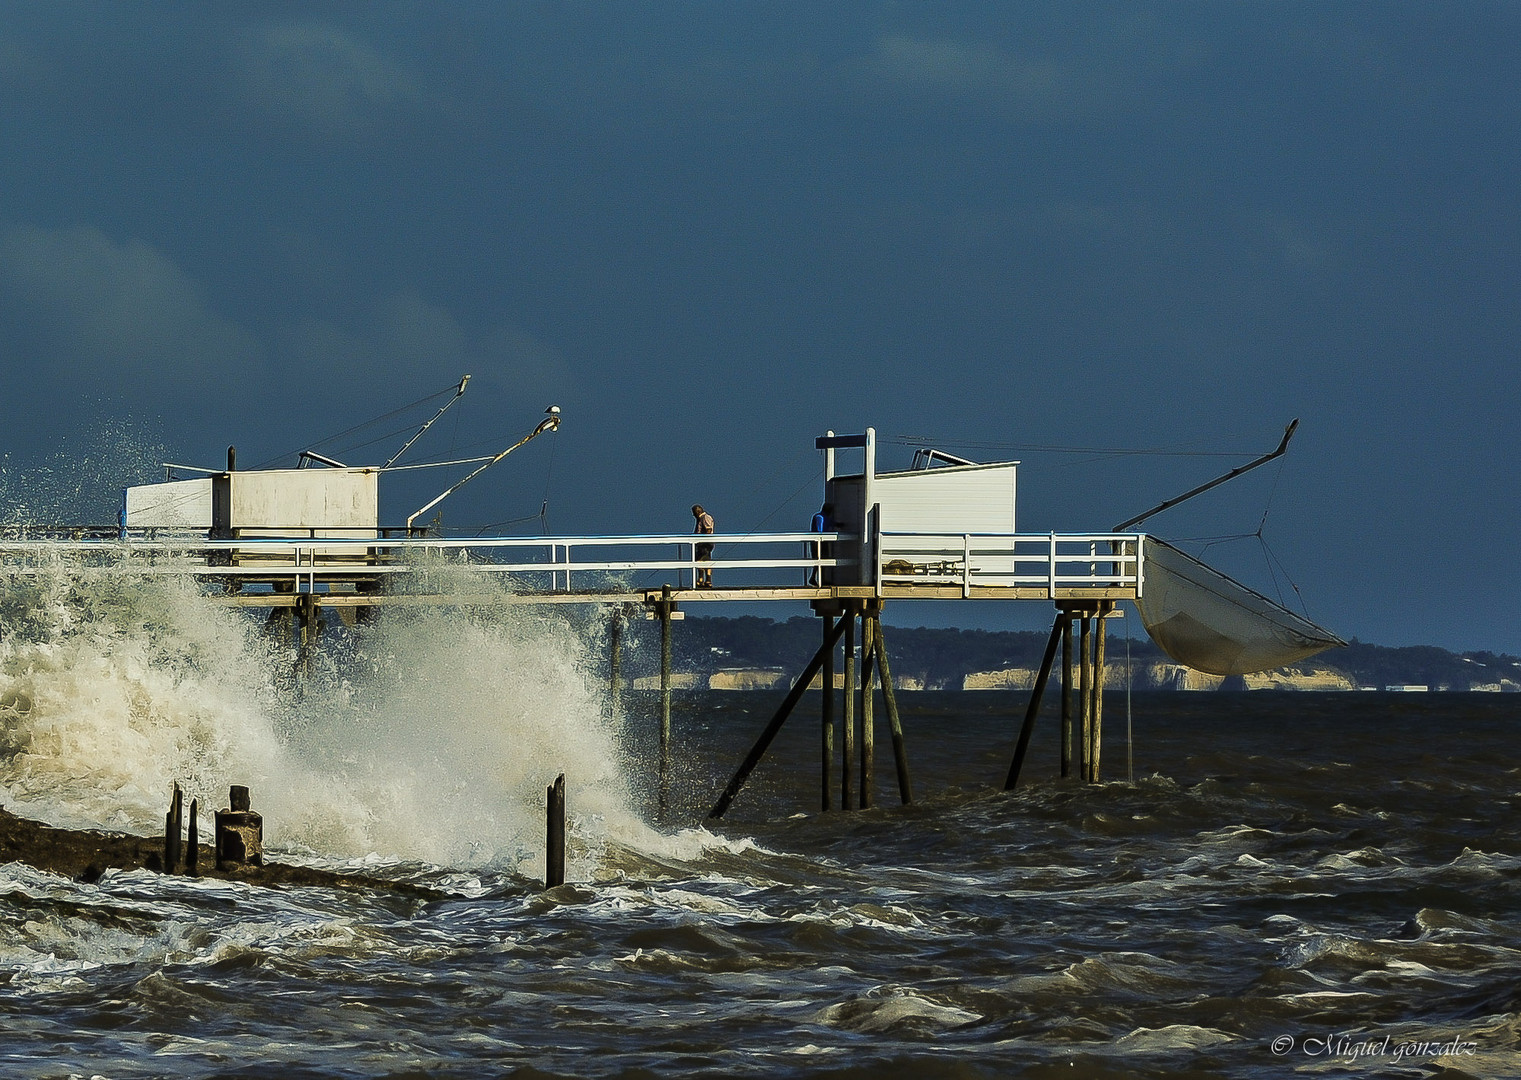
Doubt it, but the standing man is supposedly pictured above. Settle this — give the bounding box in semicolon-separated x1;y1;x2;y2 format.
692;504;715;587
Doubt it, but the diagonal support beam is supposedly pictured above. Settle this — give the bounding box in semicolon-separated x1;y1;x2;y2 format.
709;614;851;819
872;622;914;805
1004;614;1066;790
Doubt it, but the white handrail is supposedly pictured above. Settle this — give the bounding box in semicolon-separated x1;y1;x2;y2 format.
0;529;1145;598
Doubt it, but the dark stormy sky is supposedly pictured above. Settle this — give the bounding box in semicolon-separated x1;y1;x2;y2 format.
1;3;1517;652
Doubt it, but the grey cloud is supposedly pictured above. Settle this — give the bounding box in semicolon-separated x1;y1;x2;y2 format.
0;224;263;382
231;20;427;140
278;292;571;397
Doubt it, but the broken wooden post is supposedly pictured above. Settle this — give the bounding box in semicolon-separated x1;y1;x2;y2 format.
546;773;566;888
215;785;264;869
872;620;914;805
163;782;183;874
186;798;199;877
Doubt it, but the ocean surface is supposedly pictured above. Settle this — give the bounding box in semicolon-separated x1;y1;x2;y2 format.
0;576;1518;1078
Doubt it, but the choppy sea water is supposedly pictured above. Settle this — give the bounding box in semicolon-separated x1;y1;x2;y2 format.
1;580;1518;1078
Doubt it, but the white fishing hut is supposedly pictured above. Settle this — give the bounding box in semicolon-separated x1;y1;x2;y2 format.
124;469;378;541
819;429;1018;586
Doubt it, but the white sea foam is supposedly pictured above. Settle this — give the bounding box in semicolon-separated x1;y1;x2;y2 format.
0;559;694;872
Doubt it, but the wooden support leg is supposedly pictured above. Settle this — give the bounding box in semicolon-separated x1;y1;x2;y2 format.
821;614;835;813
608;607;623;722
873;621;914;805
708;615;851;819
659;586;673;817
1005;615;1065;790
860;615;876;810
1080;615;1093;782
841;610;856;812
1060;616;1073;779
1092;606;1108;783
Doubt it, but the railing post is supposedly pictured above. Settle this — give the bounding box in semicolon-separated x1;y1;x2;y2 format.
962;534;972;598
1048;532;1058;598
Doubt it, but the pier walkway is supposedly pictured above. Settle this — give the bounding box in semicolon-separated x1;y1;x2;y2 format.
0;529;1144;608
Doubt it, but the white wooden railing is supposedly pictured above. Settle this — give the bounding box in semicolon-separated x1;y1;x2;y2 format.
0;529;1143;599
875;531;1143;599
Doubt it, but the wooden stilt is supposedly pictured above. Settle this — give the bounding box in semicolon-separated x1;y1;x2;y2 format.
546;773;566;888
608;606;623;722
708;615;850;819
1079;615;1093;782
841;610;856;812
1060;615;1074;779
1004;615;1064;790
658;585;673;817
1091;606;1108;782
859;614;876;810
821;614;835;812
872;622;914;805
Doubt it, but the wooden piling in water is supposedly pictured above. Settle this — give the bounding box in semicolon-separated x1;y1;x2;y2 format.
163;782;182;874
186;798;199;876
546;773;566;888
1090;607;1108;782
872;621;914;805
1060;616;1074;779
859;614;876;809
821;613;835;812
1079;615;1093;781
215;785;263;869
658;585;673;816
608;606;623;722
841;610;856;812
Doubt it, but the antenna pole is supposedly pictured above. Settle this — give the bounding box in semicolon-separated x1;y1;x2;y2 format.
1112;419;1299;532
384;374;471;470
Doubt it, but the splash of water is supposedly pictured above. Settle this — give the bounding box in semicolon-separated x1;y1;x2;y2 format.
0;555;671;876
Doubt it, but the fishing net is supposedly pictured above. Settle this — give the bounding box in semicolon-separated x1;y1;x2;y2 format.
1136;537;1343;676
